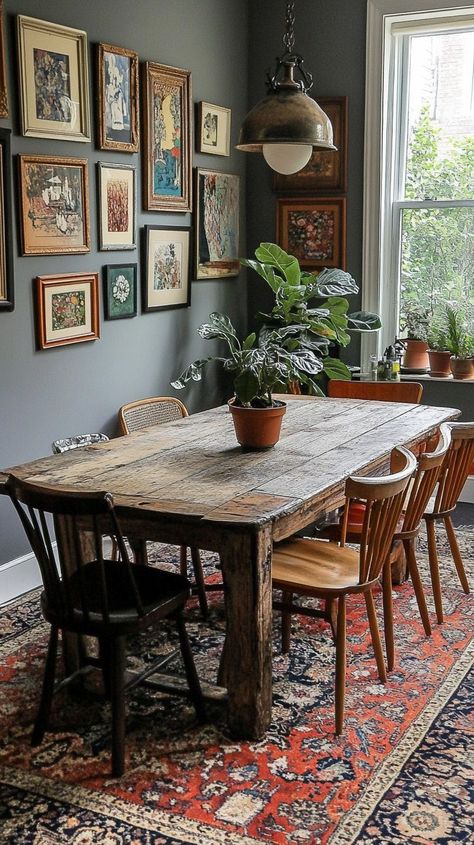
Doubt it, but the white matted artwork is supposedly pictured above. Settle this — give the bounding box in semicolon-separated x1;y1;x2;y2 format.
98;162;136;250
35;272;100;349
142;225;191;312
197;102;231;156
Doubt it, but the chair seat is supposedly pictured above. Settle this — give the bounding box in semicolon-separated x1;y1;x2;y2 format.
43;562;190;634
272;538;360;594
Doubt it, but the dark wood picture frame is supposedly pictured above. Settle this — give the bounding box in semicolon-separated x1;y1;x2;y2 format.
142;224;191;313
273;97;348;193
142;61;192;212
35;271;100;350
103;263;137;320
194;167;240;279
0;1;8;118
0;129;13;311
97;161;137;251
276;196;347;270
97;42;139;152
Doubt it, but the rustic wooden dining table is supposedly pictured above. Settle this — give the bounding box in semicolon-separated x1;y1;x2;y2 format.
0;397;459;740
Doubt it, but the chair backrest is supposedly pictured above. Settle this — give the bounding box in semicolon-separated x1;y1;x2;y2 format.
328;380;423;404
6;474;145;628
341;446;417;585
399;423;452;532
118;396;188;435
433;421;474;514
52;433;110;454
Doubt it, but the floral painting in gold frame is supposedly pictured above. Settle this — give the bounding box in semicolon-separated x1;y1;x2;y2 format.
276;197;347;270
35;272;100;350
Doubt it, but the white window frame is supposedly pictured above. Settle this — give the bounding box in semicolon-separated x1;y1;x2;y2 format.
362;0;474;367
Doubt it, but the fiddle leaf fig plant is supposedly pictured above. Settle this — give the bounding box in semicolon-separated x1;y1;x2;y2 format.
242;243;381;393
171;312;323;407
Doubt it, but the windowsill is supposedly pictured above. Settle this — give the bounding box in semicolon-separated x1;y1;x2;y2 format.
354;373;474;384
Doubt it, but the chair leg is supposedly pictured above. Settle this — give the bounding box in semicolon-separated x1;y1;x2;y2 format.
404;538;431;636
110;636;126;778
130;539;148;565
99;637;112;700
365;589;387;684
179;545;188;577
444;516;470;594
281;591;293;654
382;559;395;672
176;610;205;721
32;626;59;747
334;596;346;735
190;547;209;618
325;598;338;642
426;518;444;624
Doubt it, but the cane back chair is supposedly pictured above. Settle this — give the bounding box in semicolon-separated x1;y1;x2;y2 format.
272;447;416;734
328;380;423;404
6;474;204;778
423;421;474;624
118;396;212;616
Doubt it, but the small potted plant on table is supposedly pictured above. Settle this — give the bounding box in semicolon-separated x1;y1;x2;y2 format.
171;312;322;449
427;325;451;378
445;306;474;380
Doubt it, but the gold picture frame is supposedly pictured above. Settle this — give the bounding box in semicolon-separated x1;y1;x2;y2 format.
0;1;8;118
276;196;347;270
97;42;139;152
35;272;100;350
19;154;90;256
142;61;192;212
17;15;90;142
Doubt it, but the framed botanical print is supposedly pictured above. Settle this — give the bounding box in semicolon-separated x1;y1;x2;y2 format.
273;97;348;193
195;168;240;279
0;1;8;118
103;263;137;320
35;272;100;350
19;154;90;255
142;225;191;312
197;102;231;156
97;42;139;152
142;62;192;212
16;15;90;142
0;129;13;311
276;197;347;270
98;162;136;250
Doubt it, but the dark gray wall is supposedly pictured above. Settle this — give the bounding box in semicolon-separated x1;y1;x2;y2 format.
0;0;248;565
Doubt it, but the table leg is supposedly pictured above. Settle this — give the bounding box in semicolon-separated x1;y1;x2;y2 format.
219;525;273;740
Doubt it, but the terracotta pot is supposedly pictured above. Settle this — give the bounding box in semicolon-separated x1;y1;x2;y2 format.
428;349;452;378
450;356;474;380
402;339;430;370
228;398;287;450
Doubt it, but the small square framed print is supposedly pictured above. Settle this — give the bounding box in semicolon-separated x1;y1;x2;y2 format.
98;162;136;250
103;263;137;320
35;271;100;350
276;196;347;270
142;225;191;313
197;102;231;156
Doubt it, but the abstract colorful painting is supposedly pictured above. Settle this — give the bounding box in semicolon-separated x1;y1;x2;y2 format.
98;162;136;250
277;197;347;269
35;272;99;349
195;168;240;279
143;225;190;312
143;62;191;212
34;48;71;122
103;263;137;320
97;43;139;152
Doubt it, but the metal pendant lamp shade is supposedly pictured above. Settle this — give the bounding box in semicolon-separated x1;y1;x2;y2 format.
237;2;336;174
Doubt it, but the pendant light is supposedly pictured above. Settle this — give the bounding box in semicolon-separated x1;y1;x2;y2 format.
236;1;336;175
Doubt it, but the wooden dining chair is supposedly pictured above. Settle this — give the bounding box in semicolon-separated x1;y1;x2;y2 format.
327;379;424;403
6;473;205;778
272;447;416;734
423;421;474;624
117;396;210;616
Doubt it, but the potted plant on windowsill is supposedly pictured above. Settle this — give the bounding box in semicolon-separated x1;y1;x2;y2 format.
242;243;381;394
399;305;431;371
445;306;474;380
171;312;322;449
427;326;451;378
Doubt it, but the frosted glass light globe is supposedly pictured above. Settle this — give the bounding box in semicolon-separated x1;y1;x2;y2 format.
262;143;313;174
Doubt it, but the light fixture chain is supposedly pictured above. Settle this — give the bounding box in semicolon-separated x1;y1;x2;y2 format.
283;0;296;53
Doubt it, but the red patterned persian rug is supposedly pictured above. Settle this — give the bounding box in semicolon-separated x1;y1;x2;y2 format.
0;525;473;844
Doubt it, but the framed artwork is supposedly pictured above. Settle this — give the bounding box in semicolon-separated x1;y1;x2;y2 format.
195;168;240;279
273;97;348;193
16;15;90;142
276;197;347;270
0;129;13;311
142;61;192;212
98;162;136;251
142;225;191;312
19;154;90;256
35;272;100;350
97;42;139;152
103;263;137;320
0;1;8;118
197;102;231;156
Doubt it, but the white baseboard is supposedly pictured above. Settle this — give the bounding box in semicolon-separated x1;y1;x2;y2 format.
460;477;474;504
0;550;42;606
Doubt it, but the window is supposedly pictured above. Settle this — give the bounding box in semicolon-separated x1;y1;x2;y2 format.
362;1;474;362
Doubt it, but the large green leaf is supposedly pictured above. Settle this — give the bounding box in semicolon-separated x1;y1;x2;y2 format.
322;357;352;380
313;268;359;298
254;243;301;286
171;358;214;389
289;349;324;374
347;311;382;332
234;370;260;404
198;312;240;350
241;260;281;293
